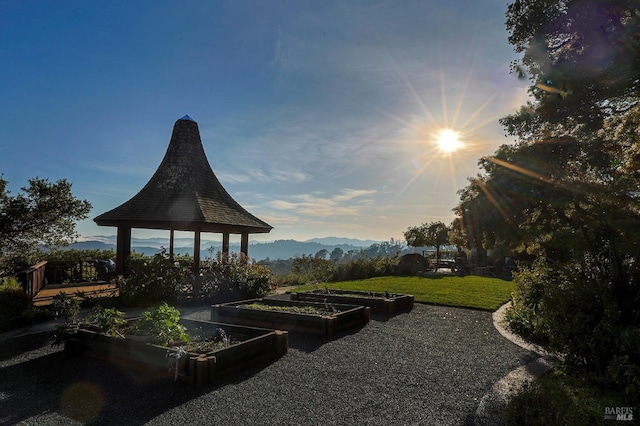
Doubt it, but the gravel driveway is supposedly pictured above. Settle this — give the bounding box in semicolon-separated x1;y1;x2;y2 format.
0;303;536;425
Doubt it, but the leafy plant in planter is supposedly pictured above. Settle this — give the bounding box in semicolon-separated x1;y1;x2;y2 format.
87;306;126;336
129;303;190;346
50;292;82;348
182;327;237;354
50;291;80;323
52;304;125;347
51;321;80;347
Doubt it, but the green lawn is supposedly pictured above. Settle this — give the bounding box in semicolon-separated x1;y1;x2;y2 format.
289;275;516;311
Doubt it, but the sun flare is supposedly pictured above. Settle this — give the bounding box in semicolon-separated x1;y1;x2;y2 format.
436;129;462;153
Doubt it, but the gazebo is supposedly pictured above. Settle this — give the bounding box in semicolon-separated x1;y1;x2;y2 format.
94;115;272;276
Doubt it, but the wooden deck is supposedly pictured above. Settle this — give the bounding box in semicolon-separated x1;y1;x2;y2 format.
33;282;118;306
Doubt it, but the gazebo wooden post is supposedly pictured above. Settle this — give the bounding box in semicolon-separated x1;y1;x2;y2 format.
169;229;175;259
193;230;201;273
241;233;249;257
222;233;230;255
116;226;131;277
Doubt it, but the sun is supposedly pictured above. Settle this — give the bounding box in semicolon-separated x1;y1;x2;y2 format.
436;129;462;153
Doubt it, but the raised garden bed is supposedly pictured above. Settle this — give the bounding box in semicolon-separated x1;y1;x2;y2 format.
211;298;370;336
66;318;288;386
289;289;414;314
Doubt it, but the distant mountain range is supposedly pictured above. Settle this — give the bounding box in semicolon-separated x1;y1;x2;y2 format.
67;235;386;261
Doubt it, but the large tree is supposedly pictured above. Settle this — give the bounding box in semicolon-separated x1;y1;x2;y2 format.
504;0;639;129
457;1;640;261
453;1;640;401
404;221;450;263
0;176;91;272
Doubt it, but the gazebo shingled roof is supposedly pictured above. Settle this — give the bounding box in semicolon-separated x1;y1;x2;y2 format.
94;115;272;275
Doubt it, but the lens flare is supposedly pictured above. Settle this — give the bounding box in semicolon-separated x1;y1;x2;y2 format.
437;129;462;153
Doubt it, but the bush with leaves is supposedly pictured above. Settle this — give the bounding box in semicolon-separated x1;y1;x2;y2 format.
196;252;275;301
0;277;34;331
233;260;273;299
505;259;552;342
291;254;335;284
129;303;189;346
333;255;400;282
506;257;640;405
118;250;188;306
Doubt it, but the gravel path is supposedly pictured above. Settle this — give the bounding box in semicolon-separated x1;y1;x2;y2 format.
0;304;538;425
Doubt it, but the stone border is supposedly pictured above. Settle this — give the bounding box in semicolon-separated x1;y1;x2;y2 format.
473;302;559;426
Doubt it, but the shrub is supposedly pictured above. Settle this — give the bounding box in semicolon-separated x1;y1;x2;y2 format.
118;250;188;306
291;255;335;284
506;257;640;405
333;256;400;282
118;250;277;305
281;255;401;284
0;276;22;292
276;272;308;288
0;277;33;332
504;259;552;342
606;327;640;404
196;252;275;301
129;303;189;346
234;262;273;299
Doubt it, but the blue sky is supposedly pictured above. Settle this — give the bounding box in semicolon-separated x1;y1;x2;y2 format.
0;0;529;243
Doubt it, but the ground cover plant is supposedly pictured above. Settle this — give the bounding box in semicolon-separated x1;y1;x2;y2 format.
241;302;337;316
305;288;390;299
290;275;515;311
182;326;243;354
504;368;633;426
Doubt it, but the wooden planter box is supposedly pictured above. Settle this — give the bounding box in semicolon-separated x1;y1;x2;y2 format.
66;318;288;386
211;298;370;336
289;290;414;314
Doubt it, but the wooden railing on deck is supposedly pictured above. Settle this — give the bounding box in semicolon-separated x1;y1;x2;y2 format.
46;260;114;284
19;260;48;298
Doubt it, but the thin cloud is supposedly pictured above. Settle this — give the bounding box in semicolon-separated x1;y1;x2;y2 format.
217;169;311;184
333;188;377;202
266;188;377;218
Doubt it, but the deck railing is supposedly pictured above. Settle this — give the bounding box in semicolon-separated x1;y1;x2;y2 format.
19;260;48;297
46;260;115;284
